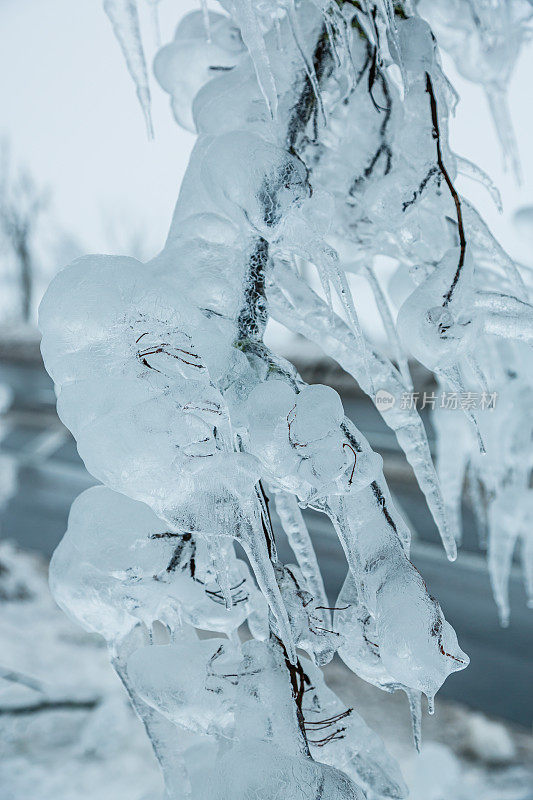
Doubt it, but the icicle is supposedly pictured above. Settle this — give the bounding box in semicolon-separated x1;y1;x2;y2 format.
239;530;297;665
313;256;334;310
228;0;278;118
404;688;422;753
199;0;212;43
462;200;528;301
433;404;469;545
363;261;413;390
465;351;490;395
206;536;233;611
455;154;503;213
485;85;521;185
273;489;331;629
523;529;533;610
437;363;485;457
426;694;435;715
104;0;154;138
269;267;456;558
144;0;161;48
467;463;488;548
287;1;326;126
488;495;521;627
328;256;375;394
396;425;457;560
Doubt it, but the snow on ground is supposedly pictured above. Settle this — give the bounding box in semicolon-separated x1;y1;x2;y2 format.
325;660;533;800
0;542;531;800
0;543;162;800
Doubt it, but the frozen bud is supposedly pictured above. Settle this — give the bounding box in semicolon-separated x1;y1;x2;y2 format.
58;486;172;577
289;384;344;443
244;380;350;499
154;11;245;131
175;10;243;53
488;486;533;627
193;63;268;135
50;538;136;642
396;248;477;372
245;378;300;471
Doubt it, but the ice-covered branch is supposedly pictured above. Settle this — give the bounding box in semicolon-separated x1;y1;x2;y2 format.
38;0;533;796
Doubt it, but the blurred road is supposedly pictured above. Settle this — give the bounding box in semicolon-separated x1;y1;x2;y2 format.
0;360;531;727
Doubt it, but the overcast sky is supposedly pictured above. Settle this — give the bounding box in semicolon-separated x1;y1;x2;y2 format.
1;0;532;265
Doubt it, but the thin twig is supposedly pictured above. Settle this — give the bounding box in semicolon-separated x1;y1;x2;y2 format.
425;72;467;306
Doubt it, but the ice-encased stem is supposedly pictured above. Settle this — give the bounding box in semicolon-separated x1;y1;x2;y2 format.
363;261;413;391
274;490;331;628
268;264;456;559
111;626;186;798
239;521;297;666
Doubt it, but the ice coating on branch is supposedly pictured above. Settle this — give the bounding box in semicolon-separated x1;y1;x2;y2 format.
432;404;470;543
303;659;408;798
39;0;533;796
128;637;308;751
50;486;267;640
455;155;503;213
274;562;339;665
273;489;330;630
268;262;457;559
104;0;153;137
325;490;468;700
396;247;476;375
243;380;356;502
192;741;366;800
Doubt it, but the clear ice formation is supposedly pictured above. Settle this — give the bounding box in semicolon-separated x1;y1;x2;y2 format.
104;0;154;137
417;0;531;182
40;1;533;797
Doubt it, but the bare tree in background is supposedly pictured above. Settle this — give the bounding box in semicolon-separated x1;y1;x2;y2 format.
0;143;47;323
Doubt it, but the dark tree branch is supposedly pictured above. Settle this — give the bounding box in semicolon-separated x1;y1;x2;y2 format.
425;72;467;306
